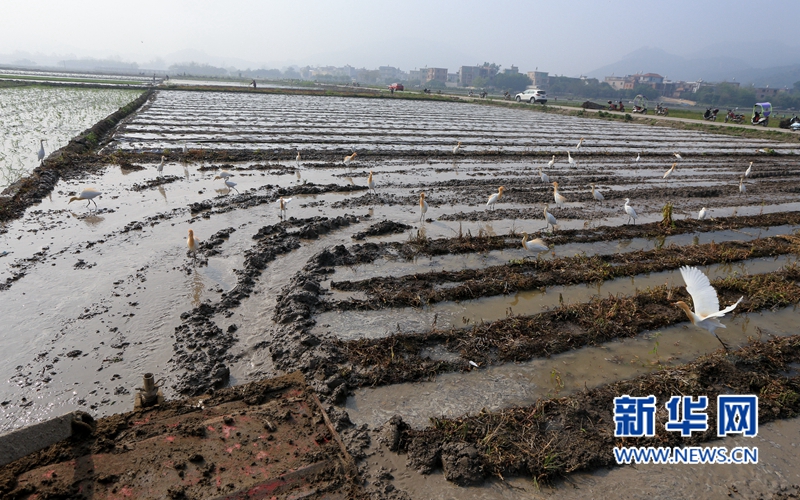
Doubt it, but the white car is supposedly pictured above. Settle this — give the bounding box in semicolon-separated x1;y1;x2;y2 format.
515;88;547;104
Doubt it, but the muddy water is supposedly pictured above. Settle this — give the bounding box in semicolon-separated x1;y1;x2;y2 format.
364;415;800;499
317;255;798;338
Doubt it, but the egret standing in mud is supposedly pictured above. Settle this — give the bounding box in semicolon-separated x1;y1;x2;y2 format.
590;183;604;203
296;150;301;167
187;228;198;263
547;155;555;169
157;155;166;175
522;232;549;253
575;138;584;150
367;171;376;192
544;204;557;232
698;207;708;220
486;186;505;210
419;192;428;221
538;167;549;184
551;182;566;208
453;141;462;155
674;152;683;160
674;265;743;350
344;152;357;167
634;153;640;163
663;162;677;181
744;161;753;177
278;196;292;218
37;139;46;165
739;176;747;197
624;198;638;224
567;150;575;167
68;188;102;209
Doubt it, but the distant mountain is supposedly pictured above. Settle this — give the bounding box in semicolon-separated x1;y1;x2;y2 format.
587;44;800;87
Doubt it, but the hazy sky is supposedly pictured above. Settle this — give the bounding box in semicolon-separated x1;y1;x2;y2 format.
2;0;798;75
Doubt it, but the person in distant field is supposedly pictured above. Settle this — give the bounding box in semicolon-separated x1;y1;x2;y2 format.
390;87;394;95
251;79;257;89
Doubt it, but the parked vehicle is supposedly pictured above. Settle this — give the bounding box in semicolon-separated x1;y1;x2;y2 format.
607;100;625;112
752;102;771;126
515;88;547;104
631;95;648;114
655;102;669;116
724;109;745;124
703;107;720;121
388;83;404;91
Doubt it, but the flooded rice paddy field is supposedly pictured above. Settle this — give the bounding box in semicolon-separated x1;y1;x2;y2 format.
2;89;800;498
0;87;143;188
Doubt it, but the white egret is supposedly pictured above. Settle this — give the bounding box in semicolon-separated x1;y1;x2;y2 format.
551;182;566;208
37;139;46;164
419;192;429;221
739;176;746;197
344;152;357;166
367;171;376;192
538;167;549;184
590;183;604;202
698;207;708;220
68;188;102;209
453;141;462;154
215;177;238;194
634;153;640;163
547;155;555;168
663;162;677;179
187;229;198;261
296;150;301;167
278;196;293;217
215;170;233;180
575;138;584;150
674;152;682;160
624;198;638;224
157;155;166;175
567;150;575;166
522;232;549;252
486;186;505;210
543;204;558;232
744;161;752;177
674;265;743;350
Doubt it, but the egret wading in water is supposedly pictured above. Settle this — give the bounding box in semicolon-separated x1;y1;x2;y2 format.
674;265;743;350
486;186;505;210
37;139;46;165
344;152;357;166
522;232;549;253
739;176;747;197
538;167;549;184
214;175;239;194
744;161;753;177
698;207;708;220
157;155;166;175
296;150;301;167
551;181;566;208
278;196;292;218
68;188;102;209
624;198;638;224
453;141;462;154
187;229;198;263
367;171;375;192
663;162;677;181
419;192;428;221
544;204;557;232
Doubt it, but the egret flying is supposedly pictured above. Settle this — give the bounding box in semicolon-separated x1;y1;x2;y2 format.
453;141;462;154
68;188;102;209
544;204;557;232
486;186;505;210
419;192;429;221
551;181;566;208
744;162;752;177
522;232;549;252
624;198;638;224
674;265;743;350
